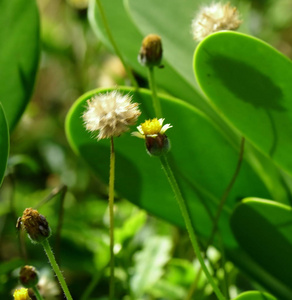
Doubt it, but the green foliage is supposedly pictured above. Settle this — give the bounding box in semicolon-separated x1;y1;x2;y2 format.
194;31;292;176
233;291;277;300
2;0;292;299
0;104;9;187
0;0;40;130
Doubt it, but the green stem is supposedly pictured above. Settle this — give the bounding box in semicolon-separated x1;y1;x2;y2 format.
96;0;138;88
41;239;73;300
109;137;116;300
147;67;162;118
205;137;245;249
32;286;44;300
186;137;245;300
159;155;225;300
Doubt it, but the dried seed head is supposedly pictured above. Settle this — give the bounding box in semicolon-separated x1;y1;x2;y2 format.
19;266;39;288
83;91;141;140
138;34;163;67
192;2;242;42
13;288;31;300
20;208;51;243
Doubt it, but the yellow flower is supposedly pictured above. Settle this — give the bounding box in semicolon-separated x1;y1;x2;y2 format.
132;118;172;139
13;288;31;300
132;118;172;156
83;91;141;140
191;2;242;42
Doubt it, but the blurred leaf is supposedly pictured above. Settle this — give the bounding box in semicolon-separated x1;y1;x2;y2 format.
115;210;147;245
233;291;277;300
0;258;24;276
194;31;292;176
130;236;172;297
65;86;271;248
0;104;9;186
150;278;186;300
231;198;292;298
0;0;40;130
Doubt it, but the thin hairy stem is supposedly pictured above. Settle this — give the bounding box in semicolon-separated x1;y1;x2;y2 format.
160;155;225;300
206;137;245;249
147;67;162;118
41;239;73;300
109;137;116;300
96;0;138;88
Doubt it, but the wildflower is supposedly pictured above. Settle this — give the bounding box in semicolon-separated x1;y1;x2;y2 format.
83;91;141;140
191;2;241;42
13;288;31;300
19;208;51;243
19;266;39;288
132;118;172;156
138;34;163;67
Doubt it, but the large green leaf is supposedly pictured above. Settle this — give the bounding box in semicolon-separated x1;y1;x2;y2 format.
65;86;270;248
231;198;292;298
233;291;277;300
0;0;40;130
194;31;292;176
0;104;9;186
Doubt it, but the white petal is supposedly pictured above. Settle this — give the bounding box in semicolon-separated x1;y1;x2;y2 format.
131;131;145;139
161;123;172;134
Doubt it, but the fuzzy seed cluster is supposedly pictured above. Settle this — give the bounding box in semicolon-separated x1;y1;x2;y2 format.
83;91;141;140
192;2;241;42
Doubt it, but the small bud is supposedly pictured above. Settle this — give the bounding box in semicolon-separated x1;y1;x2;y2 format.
19;266;39;288
13;288;31;300
138;34;163;67
20;208;51;243
132;118;172;156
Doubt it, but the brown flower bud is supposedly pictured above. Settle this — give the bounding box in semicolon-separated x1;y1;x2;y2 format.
19;266;39;288
138;34;163;67
145;133;170;156
20;208;51;243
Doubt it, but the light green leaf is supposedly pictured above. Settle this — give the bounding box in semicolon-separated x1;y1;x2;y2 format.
0;0;40;130
194;31;292;176
233;291;277;300
130;236;172;297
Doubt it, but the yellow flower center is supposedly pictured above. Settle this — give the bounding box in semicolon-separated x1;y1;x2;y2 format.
13;288;31;300
141;118;162;135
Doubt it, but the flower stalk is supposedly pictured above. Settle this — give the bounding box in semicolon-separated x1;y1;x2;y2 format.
109;137;115;300
159;155;226;300
41;239;73;300
147;67;162;119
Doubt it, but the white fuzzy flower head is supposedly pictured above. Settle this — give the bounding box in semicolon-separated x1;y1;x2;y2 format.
192;2;242;42
83;91;141;140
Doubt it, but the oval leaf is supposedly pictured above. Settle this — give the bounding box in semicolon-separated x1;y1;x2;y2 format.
194;31;292;175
